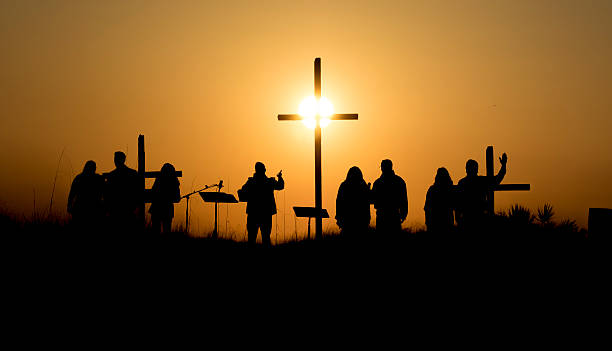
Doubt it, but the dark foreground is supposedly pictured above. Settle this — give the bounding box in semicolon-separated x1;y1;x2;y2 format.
2;210;605;281
2;215;603;271
3;212;608;341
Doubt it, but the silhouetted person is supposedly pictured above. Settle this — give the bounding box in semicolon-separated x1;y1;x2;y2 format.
372;159;408;235
149;163;180;234
336;166;371;237
456;153;507;233
105;151;142;234
424;167;455;235
68;160;104;230
238;162;284;247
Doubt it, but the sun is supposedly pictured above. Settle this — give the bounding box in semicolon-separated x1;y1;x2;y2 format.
298;96;334;129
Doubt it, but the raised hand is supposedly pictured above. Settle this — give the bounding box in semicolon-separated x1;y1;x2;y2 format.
277;170;283;178
499;153;508;165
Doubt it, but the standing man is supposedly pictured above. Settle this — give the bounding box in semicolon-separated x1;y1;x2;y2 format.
238;162;284;247
105;151;142;234
372;159;408;235
456;153;507;234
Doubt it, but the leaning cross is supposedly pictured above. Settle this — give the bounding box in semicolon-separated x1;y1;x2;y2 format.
277;58;358;240
485;145;530;214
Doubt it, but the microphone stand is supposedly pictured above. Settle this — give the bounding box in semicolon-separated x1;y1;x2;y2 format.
181;181;223;233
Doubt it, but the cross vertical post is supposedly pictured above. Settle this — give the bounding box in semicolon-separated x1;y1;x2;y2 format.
138;135;146;226
314;58;323;239
486;146;495;215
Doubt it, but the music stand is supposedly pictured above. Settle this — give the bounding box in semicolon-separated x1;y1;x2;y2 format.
293;206;329;240
200;191;238;239
181;183;219;233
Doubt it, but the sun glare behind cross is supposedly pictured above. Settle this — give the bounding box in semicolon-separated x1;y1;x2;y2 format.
298;96;334;128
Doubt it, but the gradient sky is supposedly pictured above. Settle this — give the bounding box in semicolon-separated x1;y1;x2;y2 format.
1;0;611;238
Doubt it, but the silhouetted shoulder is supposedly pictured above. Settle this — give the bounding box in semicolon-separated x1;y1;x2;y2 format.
396;174;406;185
372;177;383;187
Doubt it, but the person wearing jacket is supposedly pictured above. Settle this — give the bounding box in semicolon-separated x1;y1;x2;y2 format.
371;159;408;235
238;162;284;247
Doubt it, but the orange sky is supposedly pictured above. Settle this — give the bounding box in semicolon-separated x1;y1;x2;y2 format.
1;0;611;238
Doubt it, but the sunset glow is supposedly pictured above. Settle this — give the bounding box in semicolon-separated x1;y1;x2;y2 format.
1;0;611;238
298;96;334;128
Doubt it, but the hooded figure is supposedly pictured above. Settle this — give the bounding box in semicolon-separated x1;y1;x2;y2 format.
336;166;371;235
238;162;284;247
424;167;455;234
372;159;408;235
68;160;104;228
149;163;181;234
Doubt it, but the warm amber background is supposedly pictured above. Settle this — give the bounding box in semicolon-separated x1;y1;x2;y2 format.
1;1;610;238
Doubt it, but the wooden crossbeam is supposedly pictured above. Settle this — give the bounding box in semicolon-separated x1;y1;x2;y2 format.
278;114;301;120
278;113;358;121
495;184;530;191
144;171;183;178
102;170;182;179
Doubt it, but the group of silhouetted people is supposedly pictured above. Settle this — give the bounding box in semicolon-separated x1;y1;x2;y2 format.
336;159;409;238
237;159;411;247
68;150;509;243
425;153;507;235
333;152;509;238
67;151;180;235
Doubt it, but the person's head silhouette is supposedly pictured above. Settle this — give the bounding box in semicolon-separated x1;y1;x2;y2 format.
114;151;126;168
255;162;266;176
435;167;453;187
466;159;478;177
83;160;96;175
346;166;364;183
381;159;393;175
161;163;176;177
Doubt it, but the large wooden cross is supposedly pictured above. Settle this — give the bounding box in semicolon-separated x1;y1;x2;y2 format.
485;145;530;214
278;58;358;240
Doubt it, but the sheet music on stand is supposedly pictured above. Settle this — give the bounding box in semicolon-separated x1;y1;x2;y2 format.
293;206;329;240
199;192;238;203
199;192;238;239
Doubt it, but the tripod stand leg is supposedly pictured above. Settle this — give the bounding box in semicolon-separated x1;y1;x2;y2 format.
185;197;190;233
213;201;218;239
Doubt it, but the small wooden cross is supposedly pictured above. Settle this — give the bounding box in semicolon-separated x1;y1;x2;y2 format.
485;145;530;214
137;135;182;223
278;58;358;240
102;135;184;225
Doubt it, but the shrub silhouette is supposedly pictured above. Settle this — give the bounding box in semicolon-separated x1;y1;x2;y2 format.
537;204;555;226
506;204;535;228
557;218;579;234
